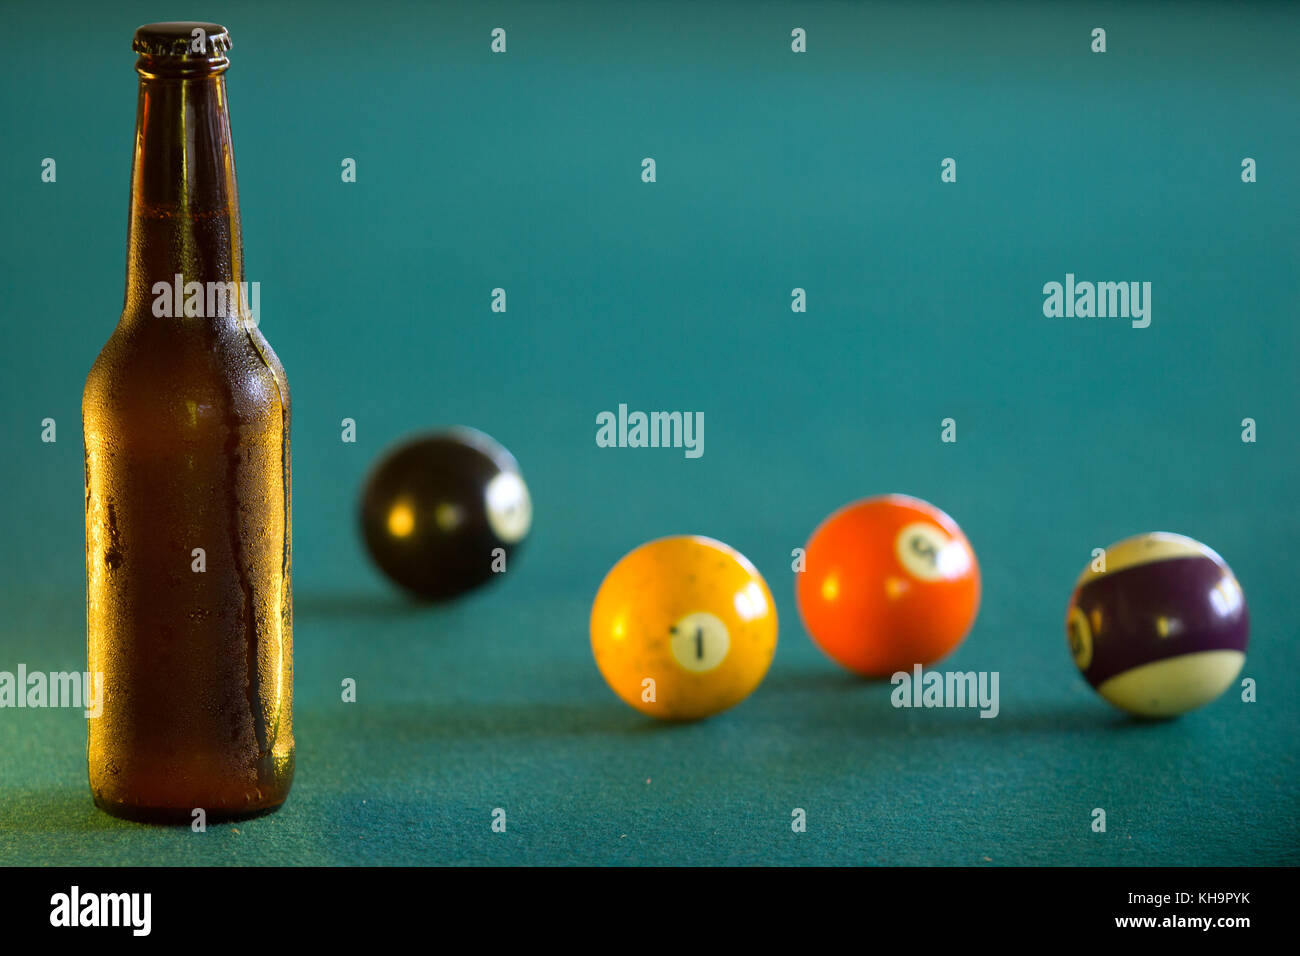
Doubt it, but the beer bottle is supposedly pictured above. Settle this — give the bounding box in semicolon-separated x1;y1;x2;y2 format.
83;22;293;822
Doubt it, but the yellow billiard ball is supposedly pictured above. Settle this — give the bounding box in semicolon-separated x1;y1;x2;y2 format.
590;536;778;721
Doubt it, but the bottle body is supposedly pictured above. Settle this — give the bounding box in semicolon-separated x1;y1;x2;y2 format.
85;23;292;822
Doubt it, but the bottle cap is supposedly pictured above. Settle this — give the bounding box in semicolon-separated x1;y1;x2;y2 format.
133;22;231;76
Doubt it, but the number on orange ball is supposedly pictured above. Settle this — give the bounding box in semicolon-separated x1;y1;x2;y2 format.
796;495;980;677
590;536;778;721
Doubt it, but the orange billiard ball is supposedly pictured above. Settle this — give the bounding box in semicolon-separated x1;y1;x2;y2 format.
590;535;778;721
796;495;980;677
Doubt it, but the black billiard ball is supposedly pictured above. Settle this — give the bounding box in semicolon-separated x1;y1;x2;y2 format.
360;428;532;600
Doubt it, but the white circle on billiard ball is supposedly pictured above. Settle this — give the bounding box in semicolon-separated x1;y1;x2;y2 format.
669;612;731;673
895;523;962;581
484;471;532;543
1067;605;1093;671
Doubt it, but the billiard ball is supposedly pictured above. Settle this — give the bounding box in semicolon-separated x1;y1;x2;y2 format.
590;536;778;721
359;428;532;600
1066;532;1248;718
795;495;980;677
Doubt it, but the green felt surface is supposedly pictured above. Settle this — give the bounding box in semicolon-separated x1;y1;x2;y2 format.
1;0;1298;865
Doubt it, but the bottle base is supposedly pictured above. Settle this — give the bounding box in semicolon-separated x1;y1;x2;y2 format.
92;792;287;826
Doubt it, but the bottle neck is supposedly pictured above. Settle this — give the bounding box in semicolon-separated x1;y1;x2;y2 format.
122;71;248;325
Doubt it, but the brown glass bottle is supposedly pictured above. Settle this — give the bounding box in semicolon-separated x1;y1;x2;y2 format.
83;23;292;823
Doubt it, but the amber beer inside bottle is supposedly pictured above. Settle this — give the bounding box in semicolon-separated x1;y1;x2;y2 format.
83;22;293;822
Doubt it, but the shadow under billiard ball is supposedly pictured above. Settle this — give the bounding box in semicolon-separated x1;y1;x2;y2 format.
359;427;532;601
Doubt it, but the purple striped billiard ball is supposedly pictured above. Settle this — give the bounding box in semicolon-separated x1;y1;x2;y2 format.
1065;532;1249;718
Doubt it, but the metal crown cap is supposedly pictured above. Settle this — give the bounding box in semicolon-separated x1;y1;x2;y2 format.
133;22;231;59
